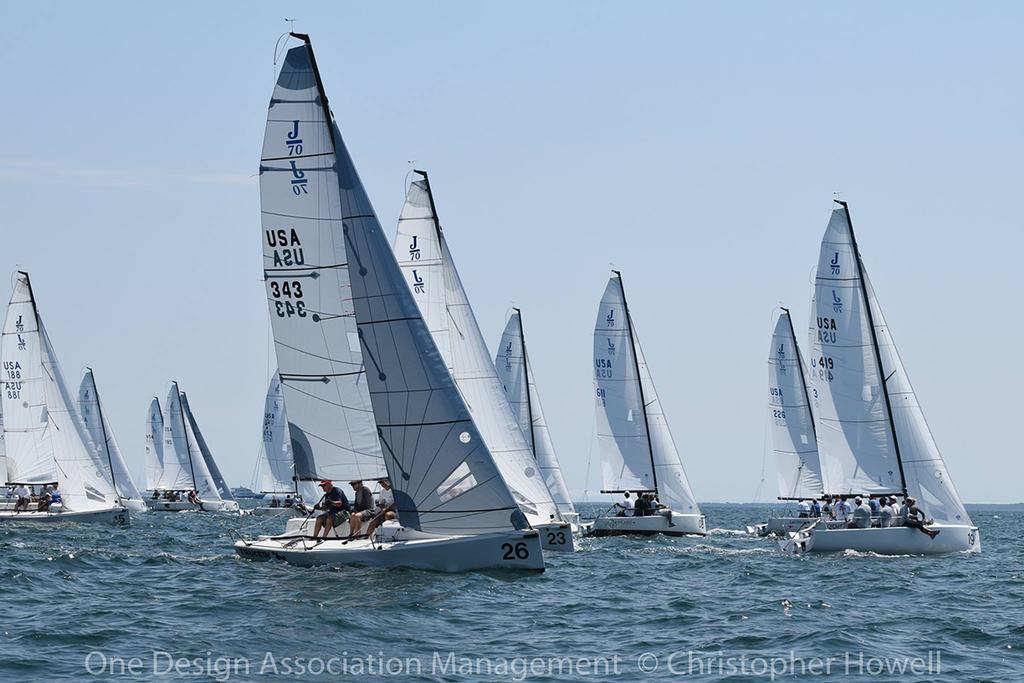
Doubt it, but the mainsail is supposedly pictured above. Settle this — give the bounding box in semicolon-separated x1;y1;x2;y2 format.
161;382;220;499
768;309;823;499
267;35;526;535
143;397;166;490
392;173;562;526
78;369;143;501
593;272;700;514
259;34;386;487
495;309;577;517
181;392;235;503
809;201;970;524
252;372;295;494
0;272;120;510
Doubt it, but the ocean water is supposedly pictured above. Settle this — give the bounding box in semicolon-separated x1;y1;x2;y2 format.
1;503;1021;682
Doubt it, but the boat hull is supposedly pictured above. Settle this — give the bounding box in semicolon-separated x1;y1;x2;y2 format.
234;527;545;573
145;499;236;513
250;506;302;518
0;506;130;526
536;521;576;552
782;522;980;555
587;511;706;537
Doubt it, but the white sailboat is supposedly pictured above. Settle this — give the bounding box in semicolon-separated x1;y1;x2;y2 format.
181;392;239;512
752;308;824;536
782;201;979;554
589;271;705;537
249;372;301;517
391;172;572;552
233;33;543;571
0;272;129;525
78;368;147;512
495;308;584;540
147;382;231;512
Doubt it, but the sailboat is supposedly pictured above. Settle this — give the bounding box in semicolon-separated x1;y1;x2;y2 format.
782;201;979;554
588;271;706;537
391;172;572;552
180;392;239;512
495;308;585;540
751;308;824;537
249;372;301;517
233;34;543;571
146;382;233;512
78;368;147;512
0;272;129;525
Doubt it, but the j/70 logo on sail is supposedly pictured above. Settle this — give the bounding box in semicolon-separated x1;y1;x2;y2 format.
830;251;841;275
831;290;843;314
606;309;615;327
286;121;303;156
409;235;421;260
412;270;425;294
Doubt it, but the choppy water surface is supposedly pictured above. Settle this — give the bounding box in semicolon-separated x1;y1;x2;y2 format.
1;503;1021;682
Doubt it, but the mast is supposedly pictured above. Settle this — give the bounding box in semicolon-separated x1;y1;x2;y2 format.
613;270;659;495
836;200;908;496
513;307;537;455
414;169;443;238
87;369;119;495
173;383;197;490
290;33;336;157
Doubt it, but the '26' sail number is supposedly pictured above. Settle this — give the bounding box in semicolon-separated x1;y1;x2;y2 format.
501;542;530;560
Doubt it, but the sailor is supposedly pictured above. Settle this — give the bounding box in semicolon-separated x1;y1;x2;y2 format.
796;499;811;518
614;492;634;517
36;487;53;512
834;496;852;523
849;497;871;529
364;478;398;539
13;484;31;512
284;494;294;508
878;497;894;528
868;496;881;517
892;497;907;526
187;490;200;506
49;484;62;508
649;494;663;513
347;480;377;538
811;499;822;518
903;497;940;539
633;493;650;517
312;479;349;539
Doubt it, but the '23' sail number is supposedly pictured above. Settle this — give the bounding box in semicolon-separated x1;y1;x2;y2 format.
270;280;307;318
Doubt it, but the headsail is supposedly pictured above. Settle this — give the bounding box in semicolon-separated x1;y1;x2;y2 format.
253;372;295;494
768;309;823;499
79;369;143;501
268;36;526;534
181;392;234;502
161;382;219;499
143;397;165;490
392;173;562;526
259;36;386;486
593;273;699;514
495;310;577;517
1;273;120;510
809;205;902;495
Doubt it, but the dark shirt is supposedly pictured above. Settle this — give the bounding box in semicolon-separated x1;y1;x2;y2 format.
634;498;650;517
353;486;373;513
323;487;349;512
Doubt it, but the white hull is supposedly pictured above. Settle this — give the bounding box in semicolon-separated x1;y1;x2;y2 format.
587;511;706;537
234;526;545;573
536;521;576;552
0;506;129;526
145;498;236;513
749;516;810;537
250;506;302;518
780;521;980;555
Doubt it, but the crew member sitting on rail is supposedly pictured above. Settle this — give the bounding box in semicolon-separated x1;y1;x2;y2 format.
313;480;349;539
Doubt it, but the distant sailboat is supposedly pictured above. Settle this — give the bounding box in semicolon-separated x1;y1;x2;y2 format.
782;201;978;554
146;382;233;512
753;308;823;536
78;368;146;512
392;172;572;552
589;271;705;537
0;272;129;525
181;392;239;512
234;34;543;571
495;308;583;539
249;373;301;517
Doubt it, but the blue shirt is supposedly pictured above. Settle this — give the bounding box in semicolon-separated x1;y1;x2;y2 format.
322;487;348;512
50;491;62;505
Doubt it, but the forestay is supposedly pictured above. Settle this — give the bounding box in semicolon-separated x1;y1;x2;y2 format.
768;310;823;499
259;39;386;486
181;393;235;502
79;369;143;500
143;397;166;490
270;37;526;535
1;273;120;510
253;372;295;494
863;271;971;524
393;175;561;526
809;206;902;495
495;310;577;517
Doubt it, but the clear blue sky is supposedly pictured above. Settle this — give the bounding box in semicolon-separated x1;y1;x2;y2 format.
3;2;1020;502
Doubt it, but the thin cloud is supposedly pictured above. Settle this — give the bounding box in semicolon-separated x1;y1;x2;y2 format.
0;159;253;189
